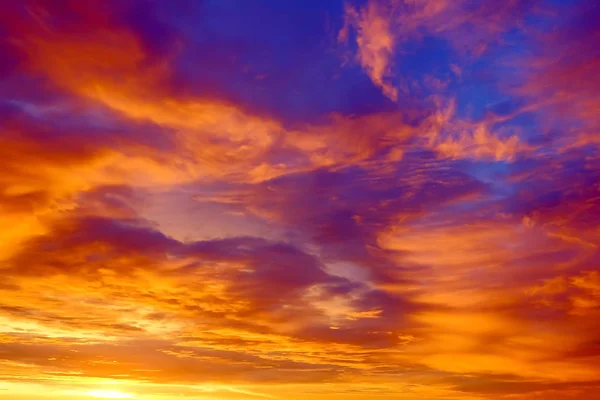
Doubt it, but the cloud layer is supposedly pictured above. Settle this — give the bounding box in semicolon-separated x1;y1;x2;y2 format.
0;0;599;399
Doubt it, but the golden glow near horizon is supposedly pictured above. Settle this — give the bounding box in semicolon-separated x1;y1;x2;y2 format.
86;390;135;399
1;0;599;399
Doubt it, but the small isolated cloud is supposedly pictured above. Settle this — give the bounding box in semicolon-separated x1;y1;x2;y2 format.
339;1;399;100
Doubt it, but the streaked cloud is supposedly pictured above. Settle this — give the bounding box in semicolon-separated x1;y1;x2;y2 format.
340;1;399;100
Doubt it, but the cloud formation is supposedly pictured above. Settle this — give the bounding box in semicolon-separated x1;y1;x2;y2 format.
340;1;399;100
0;0;599;399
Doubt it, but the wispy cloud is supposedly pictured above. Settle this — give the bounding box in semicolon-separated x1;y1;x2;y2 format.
340;1;399;100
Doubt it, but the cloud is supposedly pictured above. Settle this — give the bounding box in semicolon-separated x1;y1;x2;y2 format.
1;1;600;399
340;1;399;100
338;0;536;100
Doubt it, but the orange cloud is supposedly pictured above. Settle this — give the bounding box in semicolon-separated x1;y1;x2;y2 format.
339;1;399;100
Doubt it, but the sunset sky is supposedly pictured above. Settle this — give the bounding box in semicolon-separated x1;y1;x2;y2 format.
0;0;599;399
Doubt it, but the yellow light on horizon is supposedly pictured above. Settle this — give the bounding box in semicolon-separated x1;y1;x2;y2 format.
87;389;135;399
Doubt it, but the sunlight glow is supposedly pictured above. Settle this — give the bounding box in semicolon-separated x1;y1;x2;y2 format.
87;389;136;399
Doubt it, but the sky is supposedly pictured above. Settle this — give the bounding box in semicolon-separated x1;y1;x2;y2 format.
0;0;599;399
